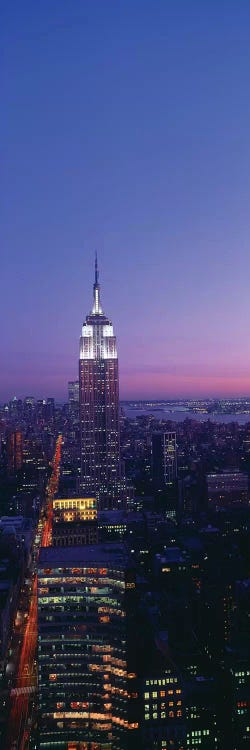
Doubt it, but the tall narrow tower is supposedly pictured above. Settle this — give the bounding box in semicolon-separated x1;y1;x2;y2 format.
79;257;122;507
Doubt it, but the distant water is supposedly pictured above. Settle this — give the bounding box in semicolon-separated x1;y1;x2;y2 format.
123;407;250;425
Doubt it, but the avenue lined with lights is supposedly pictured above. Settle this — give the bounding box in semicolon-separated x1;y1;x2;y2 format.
6;435;63;750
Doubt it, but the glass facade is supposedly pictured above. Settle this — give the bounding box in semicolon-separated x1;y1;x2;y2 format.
37;544;137;749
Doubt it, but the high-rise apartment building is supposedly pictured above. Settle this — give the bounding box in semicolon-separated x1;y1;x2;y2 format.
79;258;122;508
37;543;138;750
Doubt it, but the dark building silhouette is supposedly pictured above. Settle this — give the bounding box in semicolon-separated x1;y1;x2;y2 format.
152;432;177;519
206;470;249;508
7;430;23;476
152;432;177;488
45;398;55;422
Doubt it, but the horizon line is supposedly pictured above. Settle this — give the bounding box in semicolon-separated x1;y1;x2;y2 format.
2;394;250;405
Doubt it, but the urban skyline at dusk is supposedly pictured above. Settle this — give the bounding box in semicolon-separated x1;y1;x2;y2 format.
1;4;250;748
2;1;250;401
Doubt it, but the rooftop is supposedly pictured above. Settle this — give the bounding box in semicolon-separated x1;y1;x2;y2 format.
39;542;127;568
156;547;185;564
98;510;143;524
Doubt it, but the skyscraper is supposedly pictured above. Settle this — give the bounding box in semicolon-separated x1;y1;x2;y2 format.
152;432;177;488
152;432;178;520
79;257;122;508
68;380;79;418
7;430;23;476
37;544;138;750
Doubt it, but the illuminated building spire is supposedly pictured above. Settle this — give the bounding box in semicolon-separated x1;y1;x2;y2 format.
95;251;98;285
92;252;103;315
80;257;123;507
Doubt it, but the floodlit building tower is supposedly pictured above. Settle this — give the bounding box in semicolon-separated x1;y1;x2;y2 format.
79;257;122;508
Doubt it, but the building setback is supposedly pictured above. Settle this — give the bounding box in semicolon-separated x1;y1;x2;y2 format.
79;257;123;508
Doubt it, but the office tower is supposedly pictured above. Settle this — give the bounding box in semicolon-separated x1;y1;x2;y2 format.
23;396;35;421
52;496;98;546
152;432;177;487
36;399;47;424
68;380;79;418
206;470;249;508
141;670;185;750
79;257;122;508
37;543;138;750
9;395;18;416
186;674;219;750
46;398;55;422
7;430;23;475
230;664;250;747
152;433;177;520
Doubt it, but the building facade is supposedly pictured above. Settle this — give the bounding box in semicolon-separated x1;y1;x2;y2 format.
37;544;138;750
152;433;177;488
52;497;98;546
68;381;79;419
7;430;23;476
79;258;122;508
206;470;249;508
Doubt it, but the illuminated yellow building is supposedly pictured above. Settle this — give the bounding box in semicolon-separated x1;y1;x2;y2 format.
53;497;97;522
52;498;98;547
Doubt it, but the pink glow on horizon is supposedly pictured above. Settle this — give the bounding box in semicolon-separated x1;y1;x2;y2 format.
1;359;250;402
119;371;250;399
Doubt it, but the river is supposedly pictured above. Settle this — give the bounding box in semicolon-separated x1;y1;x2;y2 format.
123;407;250;425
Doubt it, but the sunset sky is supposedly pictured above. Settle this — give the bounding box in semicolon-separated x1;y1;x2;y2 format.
2;1;250;400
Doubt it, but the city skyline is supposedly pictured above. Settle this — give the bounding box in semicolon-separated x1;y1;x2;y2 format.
2;4;250;749
2;1;250;400
2;247;250;402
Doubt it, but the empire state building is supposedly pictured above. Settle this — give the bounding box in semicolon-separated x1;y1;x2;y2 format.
79;257;122;507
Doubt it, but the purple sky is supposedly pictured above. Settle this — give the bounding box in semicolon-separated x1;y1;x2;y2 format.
2;1;250;401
